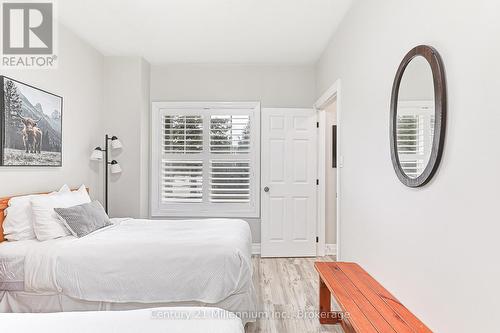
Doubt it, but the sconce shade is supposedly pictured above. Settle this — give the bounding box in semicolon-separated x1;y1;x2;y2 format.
110;160;122;174
111;137;122;149
90;147;104;160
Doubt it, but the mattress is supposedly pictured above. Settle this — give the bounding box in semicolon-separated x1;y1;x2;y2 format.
0;239;39;291
0;306;245;333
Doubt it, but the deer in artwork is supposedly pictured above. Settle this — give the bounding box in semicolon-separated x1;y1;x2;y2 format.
12;114;43;154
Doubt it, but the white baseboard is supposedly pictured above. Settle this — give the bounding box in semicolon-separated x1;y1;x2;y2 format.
252;243;261;255
252;243;336;256
325;243;337;256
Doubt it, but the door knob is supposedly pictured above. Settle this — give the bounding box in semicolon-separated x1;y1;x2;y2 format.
264;186;269;192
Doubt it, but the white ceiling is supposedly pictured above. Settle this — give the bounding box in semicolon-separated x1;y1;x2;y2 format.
58;0;352;65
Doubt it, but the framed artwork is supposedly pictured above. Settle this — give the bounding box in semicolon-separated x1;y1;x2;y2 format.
332;125;337;168
0;76;62;166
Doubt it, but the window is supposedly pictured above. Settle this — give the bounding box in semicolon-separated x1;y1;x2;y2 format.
396;101;435;178
151;102;260;217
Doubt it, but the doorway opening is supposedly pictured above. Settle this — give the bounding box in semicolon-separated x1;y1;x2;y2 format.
324;99;337;255
315;79;341;259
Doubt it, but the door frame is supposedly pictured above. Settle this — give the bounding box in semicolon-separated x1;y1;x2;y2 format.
314;79;342;259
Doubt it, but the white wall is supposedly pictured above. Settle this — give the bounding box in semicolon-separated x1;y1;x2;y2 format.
0;24;104;201
0;26;153;219
103;57;150;218
139;59;151;218
151;64;316;241
151;64;315;106
315;1;500;332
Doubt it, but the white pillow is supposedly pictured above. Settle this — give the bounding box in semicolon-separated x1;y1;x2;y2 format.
3;185;70;241
31;185;91;241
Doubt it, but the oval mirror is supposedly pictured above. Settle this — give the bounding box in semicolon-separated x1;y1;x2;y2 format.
390;45;446;187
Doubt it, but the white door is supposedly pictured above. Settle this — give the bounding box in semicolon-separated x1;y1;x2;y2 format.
261;108;318;257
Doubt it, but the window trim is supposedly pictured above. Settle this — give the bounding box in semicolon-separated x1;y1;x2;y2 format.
151;101;261;218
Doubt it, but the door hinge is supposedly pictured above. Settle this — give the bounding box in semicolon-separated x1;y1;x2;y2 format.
316;179;319;185
316;236;319;243
316;122;319;128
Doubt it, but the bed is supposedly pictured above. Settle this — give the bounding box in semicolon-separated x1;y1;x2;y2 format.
0;190;256;324
0;306;245;333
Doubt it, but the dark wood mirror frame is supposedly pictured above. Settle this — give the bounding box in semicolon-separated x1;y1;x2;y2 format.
390;45;447;187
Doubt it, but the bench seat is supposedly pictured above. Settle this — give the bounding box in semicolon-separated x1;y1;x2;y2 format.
315;262;432;333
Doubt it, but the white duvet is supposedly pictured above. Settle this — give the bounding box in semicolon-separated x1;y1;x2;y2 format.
24;218;255;312
0;307;244;333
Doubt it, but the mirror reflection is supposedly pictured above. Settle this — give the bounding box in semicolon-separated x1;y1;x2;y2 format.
396;56;435;179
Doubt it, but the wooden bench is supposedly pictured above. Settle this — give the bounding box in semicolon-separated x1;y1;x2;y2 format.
315;262;432;333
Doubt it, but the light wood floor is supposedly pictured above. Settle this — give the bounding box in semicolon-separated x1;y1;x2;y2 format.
245;256;343;333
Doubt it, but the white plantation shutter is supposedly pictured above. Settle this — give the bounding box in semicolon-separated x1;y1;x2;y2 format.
396;101;435;178
209;115;252;203
162;115;204;203
162;160;203;203
210;160;250;203
397;114;425;177
398;159;425;178
210;115;250;154
163;115;203;153
430;114;435;144
151;102;260;217
397;115;424;154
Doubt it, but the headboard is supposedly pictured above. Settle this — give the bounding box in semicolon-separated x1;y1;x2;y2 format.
0;197;10;243
0;187;89;243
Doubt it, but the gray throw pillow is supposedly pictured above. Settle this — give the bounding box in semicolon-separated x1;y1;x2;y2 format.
54;201;112;238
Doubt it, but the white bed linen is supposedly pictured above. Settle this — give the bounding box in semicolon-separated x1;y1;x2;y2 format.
0;290;256;325
0;307;244;333
0;239;40;291
23;218;255;314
